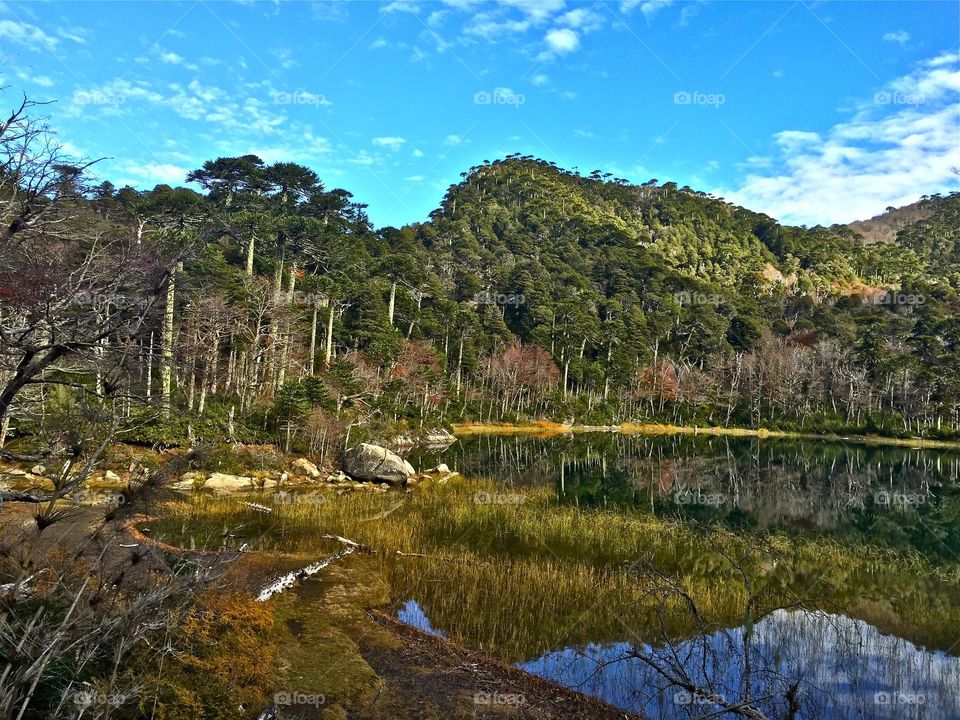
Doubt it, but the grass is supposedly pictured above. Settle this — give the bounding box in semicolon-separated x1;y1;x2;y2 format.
151;477;960;664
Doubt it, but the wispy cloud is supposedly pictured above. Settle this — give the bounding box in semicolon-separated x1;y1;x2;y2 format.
0;20;59;51
620;0;676;21
722;52;960;225
372;136;407;150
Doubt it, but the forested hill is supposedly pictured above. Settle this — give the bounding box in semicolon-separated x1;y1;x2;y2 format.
4;126;960;460
405;156;935;369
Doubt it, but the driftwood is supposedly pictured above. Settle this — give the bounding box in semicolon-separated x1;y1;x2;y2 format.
321;534;375;554
255;547;355;602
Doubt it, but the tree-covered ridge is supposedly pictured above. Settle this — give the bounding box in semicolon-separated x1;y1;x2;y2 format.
4;103;960;467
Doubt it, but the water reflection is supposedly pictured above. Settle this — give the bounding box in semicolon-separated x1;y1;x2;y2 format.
401;600;960;719
409;434;960;561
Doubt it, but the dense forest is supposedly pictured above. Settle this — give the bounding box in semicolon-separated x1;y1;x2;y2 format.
3;97;960;466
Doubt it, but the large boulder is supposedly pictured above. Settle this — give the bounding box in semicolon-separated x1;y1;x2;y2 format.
342;444;415;484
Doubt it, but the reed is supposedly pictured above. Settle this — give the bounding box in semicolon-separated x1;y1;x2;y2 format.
152;478;960;661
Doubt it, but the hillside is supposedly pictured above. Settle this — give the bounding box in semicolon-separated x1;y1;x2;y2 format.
847;200;933;244
4;143;960;467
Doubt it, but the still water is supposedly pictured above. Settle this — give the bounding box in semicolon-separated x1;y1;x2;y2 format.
410;433;960;561
401;433;960;719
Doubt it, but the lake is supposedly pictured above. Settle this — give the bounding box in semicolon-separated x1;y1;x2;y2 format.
408;433;960;561
396;432;960;719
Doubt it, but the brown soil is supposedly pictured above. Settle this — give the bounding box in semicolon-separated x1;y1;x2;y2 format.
345;611;642;720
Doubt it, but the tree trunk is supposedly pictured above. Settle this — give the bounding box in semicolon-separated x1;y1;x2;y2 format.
325;302;335;369
160;264;180;418
388;281;397;326
308;301;319;375
145;331;153;400
245;233;255;275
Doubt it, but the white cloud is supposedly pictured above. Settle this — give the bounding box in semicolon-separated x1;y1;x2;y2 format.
444;134;463;146
464;14;531;40
32;75;54;87
404;175;425;182
558;8;603;32
160;51;184;64
621;0;676;20
123;162;189;186
57;26;88;44
382;0;421;12
372;136;406;150
427;9;450;26
0;20;58;51
883;30;910;46
412;148;425;157
497;0;565;23
531;73;549;86
370;38;389;49
721;52;960;226
544;27;579;54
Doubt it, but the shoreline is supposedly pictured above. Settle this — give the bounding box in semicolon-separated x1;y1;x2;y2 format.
451;421;960;451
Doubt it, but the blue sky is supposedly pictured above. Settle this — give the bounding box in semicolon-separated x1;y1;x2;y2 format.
3;0;959;228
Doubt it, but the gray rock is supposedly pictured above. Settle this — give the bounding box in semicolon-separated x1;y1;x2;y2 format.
104;470;121;482
422;429;456;447
427;463;450;474
30;465;46;476
342;443;415;484
171;471;204;491
204;472;255;491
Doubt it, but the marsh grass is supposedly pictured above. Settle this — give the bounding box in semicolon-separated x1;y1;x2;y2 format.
152;478;960;662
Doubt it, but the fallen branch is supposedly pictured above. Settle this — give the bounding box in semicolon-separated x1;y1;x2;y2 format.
321;534;375;554
256;547;355;602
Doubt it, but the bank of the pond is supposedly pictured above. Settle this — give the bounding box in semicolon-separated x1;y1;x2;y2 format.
452;420;960;451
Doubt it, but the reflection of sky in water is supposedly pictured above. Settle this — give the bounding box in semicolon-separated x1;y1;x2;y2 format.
396;599;447;638
399;601;960;719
